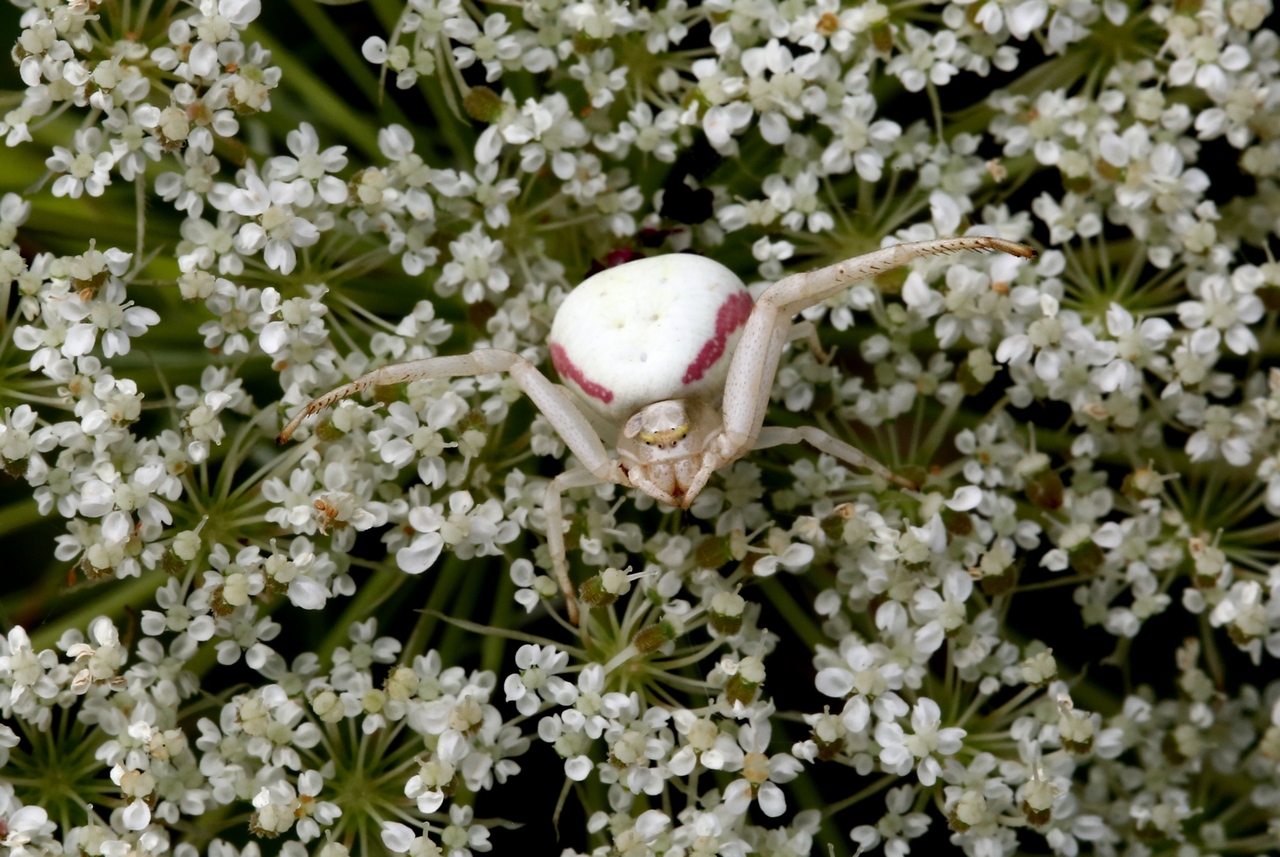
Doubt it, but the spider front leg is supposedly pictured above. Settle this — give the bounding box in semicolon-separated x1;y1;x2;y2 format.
280;351;615;462
754;426;915;489
719;236;1035;467
279;349;631;624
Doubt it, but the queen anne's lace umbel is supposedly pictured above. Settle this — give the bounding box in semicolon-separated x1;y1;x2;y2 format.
2;0;1280;854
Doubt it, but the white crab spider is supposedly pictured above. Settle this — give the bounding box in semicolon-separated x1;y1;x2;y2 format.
280;236;1034;623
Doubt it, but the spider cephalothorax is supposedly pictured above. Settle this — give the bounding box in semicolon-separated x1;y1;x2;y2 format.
279;236;1035;623
615;397;722;506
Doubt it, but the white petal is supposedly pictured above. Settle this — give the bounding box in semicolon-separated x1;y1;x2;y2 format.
396;533;444;574
63;323;98;357
722;778;753;815
1225;324;1257;355
758;781;787;817
565;755;593;781
634;810;670;841
414;790;444;813
815;668;854;698
9;805;48;830
259;321;290;355
288;577;329;610
381;823;416;853
362;37;388;63
945;485;982;511
759;112;791;145
1008;0;1047;39
842;696;871;733
122;799;152;830
929;191;961;236
780;543;814;569
189;42;219;78
1098;133;1129;167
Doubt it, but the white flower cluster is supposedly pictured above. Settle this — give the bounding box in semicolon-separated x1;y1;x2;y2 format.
7;0;277;187
2;0;1280;854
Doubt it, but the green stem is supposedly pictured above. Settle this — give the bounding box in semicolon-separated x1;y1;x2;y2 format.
29;573;164;650
756;576;825;649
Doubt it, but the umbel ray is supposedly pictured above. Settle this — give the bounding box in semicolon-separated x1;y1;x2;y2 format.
279;235;1036;624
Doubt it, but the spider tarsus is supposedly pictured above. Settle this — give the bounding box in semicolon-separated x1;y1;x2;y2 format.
278;413;309;445
987;237;1036;258
922;236;1035;260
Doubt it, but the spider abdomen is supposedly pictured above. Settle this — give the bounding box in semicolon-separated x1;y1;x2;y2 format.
549;254;751;424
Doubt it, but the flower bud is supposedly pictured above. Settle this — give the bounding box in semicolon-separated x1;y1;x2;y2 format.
687;718;718;752
1025;470;1063;509
634;619;680;654
172;529;201;561
250;805;292;838
532;575;560;598
117;767;157;799
315;419;346;442
86;544;115;574
457;428;487;457
978;544;1017;595
148;729;188;761
1059;710;1094;754
161;548;185;575
578;567;632;608
942;509;973;536
1020;650;1057;687
179;270;217;300
1021;778;1055;825
363;688;387;714
311;688;345;723
416;757;456;791
871;20;893;53
820;504;855;540
809;711;845;761
373;384;403;407
1068;542;1105;577
386;665;420;701
463;86;504;122
1121;466;1164;499
696;531;746;569
2;456;28;479
724;655;764;706
948;790;986;832
709;590;746;635
1190;540;1226;588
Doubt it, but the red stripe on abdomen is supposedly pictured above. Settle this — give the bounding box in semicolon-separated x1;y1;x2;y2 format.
682;290;753;384
551;343;614;404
